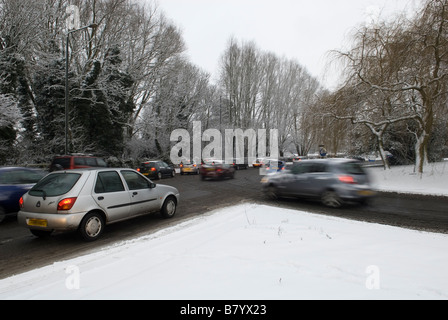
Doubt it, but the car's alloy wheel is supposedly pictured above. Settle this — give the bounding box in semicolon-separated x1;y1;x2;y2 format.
79;212;104;241
161;197;176;219
322;191;342;208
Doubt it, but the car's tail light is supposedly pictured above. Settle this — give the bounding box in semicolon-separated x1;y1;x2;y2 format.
137;168;140;172
193;164;197;167
19;196;24;209
151;167;156;172
339;175;355;184
180;164;183;168
58;197;77;211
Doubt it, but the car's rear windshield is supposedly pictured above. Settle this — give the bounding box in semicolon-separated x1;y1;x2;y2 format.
141;163;156;168
51;158;71;169
339;162;366;175
29;173;81;197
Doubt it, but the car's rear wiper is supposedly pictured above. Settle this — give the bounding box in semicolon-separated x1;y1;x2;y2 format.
33;189;47;200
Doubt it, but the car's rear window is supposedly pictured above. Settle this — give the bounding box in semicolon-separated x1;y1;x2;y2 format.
339;162;366;175
51;158;71;169
0;169;45;184
142;163;156;168
29;173;81;197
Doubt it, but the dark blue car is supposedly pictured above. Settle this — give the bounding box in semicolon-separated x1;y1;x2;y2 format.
0;167;46;223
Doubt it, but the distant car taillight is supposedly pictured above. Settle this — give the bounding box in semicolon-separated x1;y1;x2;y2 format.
338;175;355;184
137;168;141;172
19;196;24;208
151;167;156;172
58;197;77;211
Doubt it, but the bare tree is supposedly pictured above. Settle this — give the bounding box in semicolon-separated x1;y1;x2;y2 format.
331;0;448;172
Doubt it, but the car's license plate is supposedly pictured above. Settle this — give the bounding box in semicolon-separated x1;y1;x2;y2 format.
27;218;48;227
359;190;374;196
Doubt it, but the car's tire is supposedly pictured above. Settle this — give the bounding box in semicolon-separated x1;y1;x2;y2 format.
161;196;177;219
321;191;343;208
79;212;105;242
30;229;53;238
0;206;5;224
157;172;162;180
265;185;278;200
171;170;175;177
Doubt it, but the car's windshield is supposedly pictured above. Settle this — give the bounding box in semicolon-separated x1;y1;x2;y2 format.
29;173;81;197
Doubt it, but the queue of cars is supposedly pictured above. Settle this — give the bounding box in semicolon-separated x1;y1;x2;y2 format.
2;153;377;241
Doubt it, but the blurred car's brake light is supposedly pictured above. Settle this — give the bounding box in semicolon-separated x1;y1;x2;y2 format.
19;196;24;208
58;197;77;211
151;167;156;172
137;168;140;172
339;175;355;184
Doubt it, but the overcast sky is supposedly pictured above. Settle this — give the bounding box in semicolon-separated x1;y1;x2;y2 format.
152;0;418;89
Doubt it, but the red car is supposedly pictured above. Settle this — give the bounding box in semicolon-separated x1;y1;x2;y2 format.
199;161;235;180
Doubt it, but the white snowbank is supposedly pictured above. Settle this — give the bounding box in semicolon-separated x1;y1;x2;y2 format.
368;161;448;196
0;203;447;300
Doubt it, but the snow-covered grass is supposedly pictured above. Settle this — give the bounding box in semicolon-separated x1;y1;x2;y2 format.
368;161;448;197
0;162;447;300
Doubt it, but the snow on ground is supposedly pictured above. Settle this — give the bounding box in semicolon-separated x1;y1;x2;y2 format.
368;161;448;196
0;162;447;300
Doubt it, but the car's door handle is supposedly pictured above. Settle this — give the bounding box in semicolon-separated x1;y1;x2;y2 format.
98;196;104;201
132;192;138;196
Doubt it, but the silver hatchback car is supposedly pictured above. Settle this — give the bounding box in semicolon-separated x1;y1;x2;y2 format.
18;168;180;241
261;158;376;208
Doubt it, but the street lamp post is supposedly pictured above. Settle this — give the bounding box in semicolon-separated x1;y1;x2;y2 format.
65;23;97;155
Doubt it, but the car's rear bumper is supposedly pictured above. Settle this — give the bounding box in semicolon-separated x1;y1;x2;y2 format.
18;211;86;232
337;185;377;201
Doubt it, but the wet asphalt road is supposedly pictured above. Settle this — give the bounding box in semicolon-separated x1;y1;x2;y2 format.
1;168;447;280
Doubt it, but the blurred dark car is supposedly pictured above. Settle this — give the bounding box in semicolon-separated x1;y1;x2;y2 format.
0;167;46;222
261;158;376;208
199;160;235;180
232;158;249;170
137;160;175;180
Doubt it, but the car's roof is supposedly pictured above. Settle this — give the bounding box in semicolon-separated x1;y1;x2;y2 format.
50;168;136;173
0;166;44;172
53;154;101;158
294;158;359;164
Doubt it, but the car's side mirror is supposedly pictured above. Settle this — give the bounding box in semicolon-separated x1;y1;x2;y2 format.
149;182;156;189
